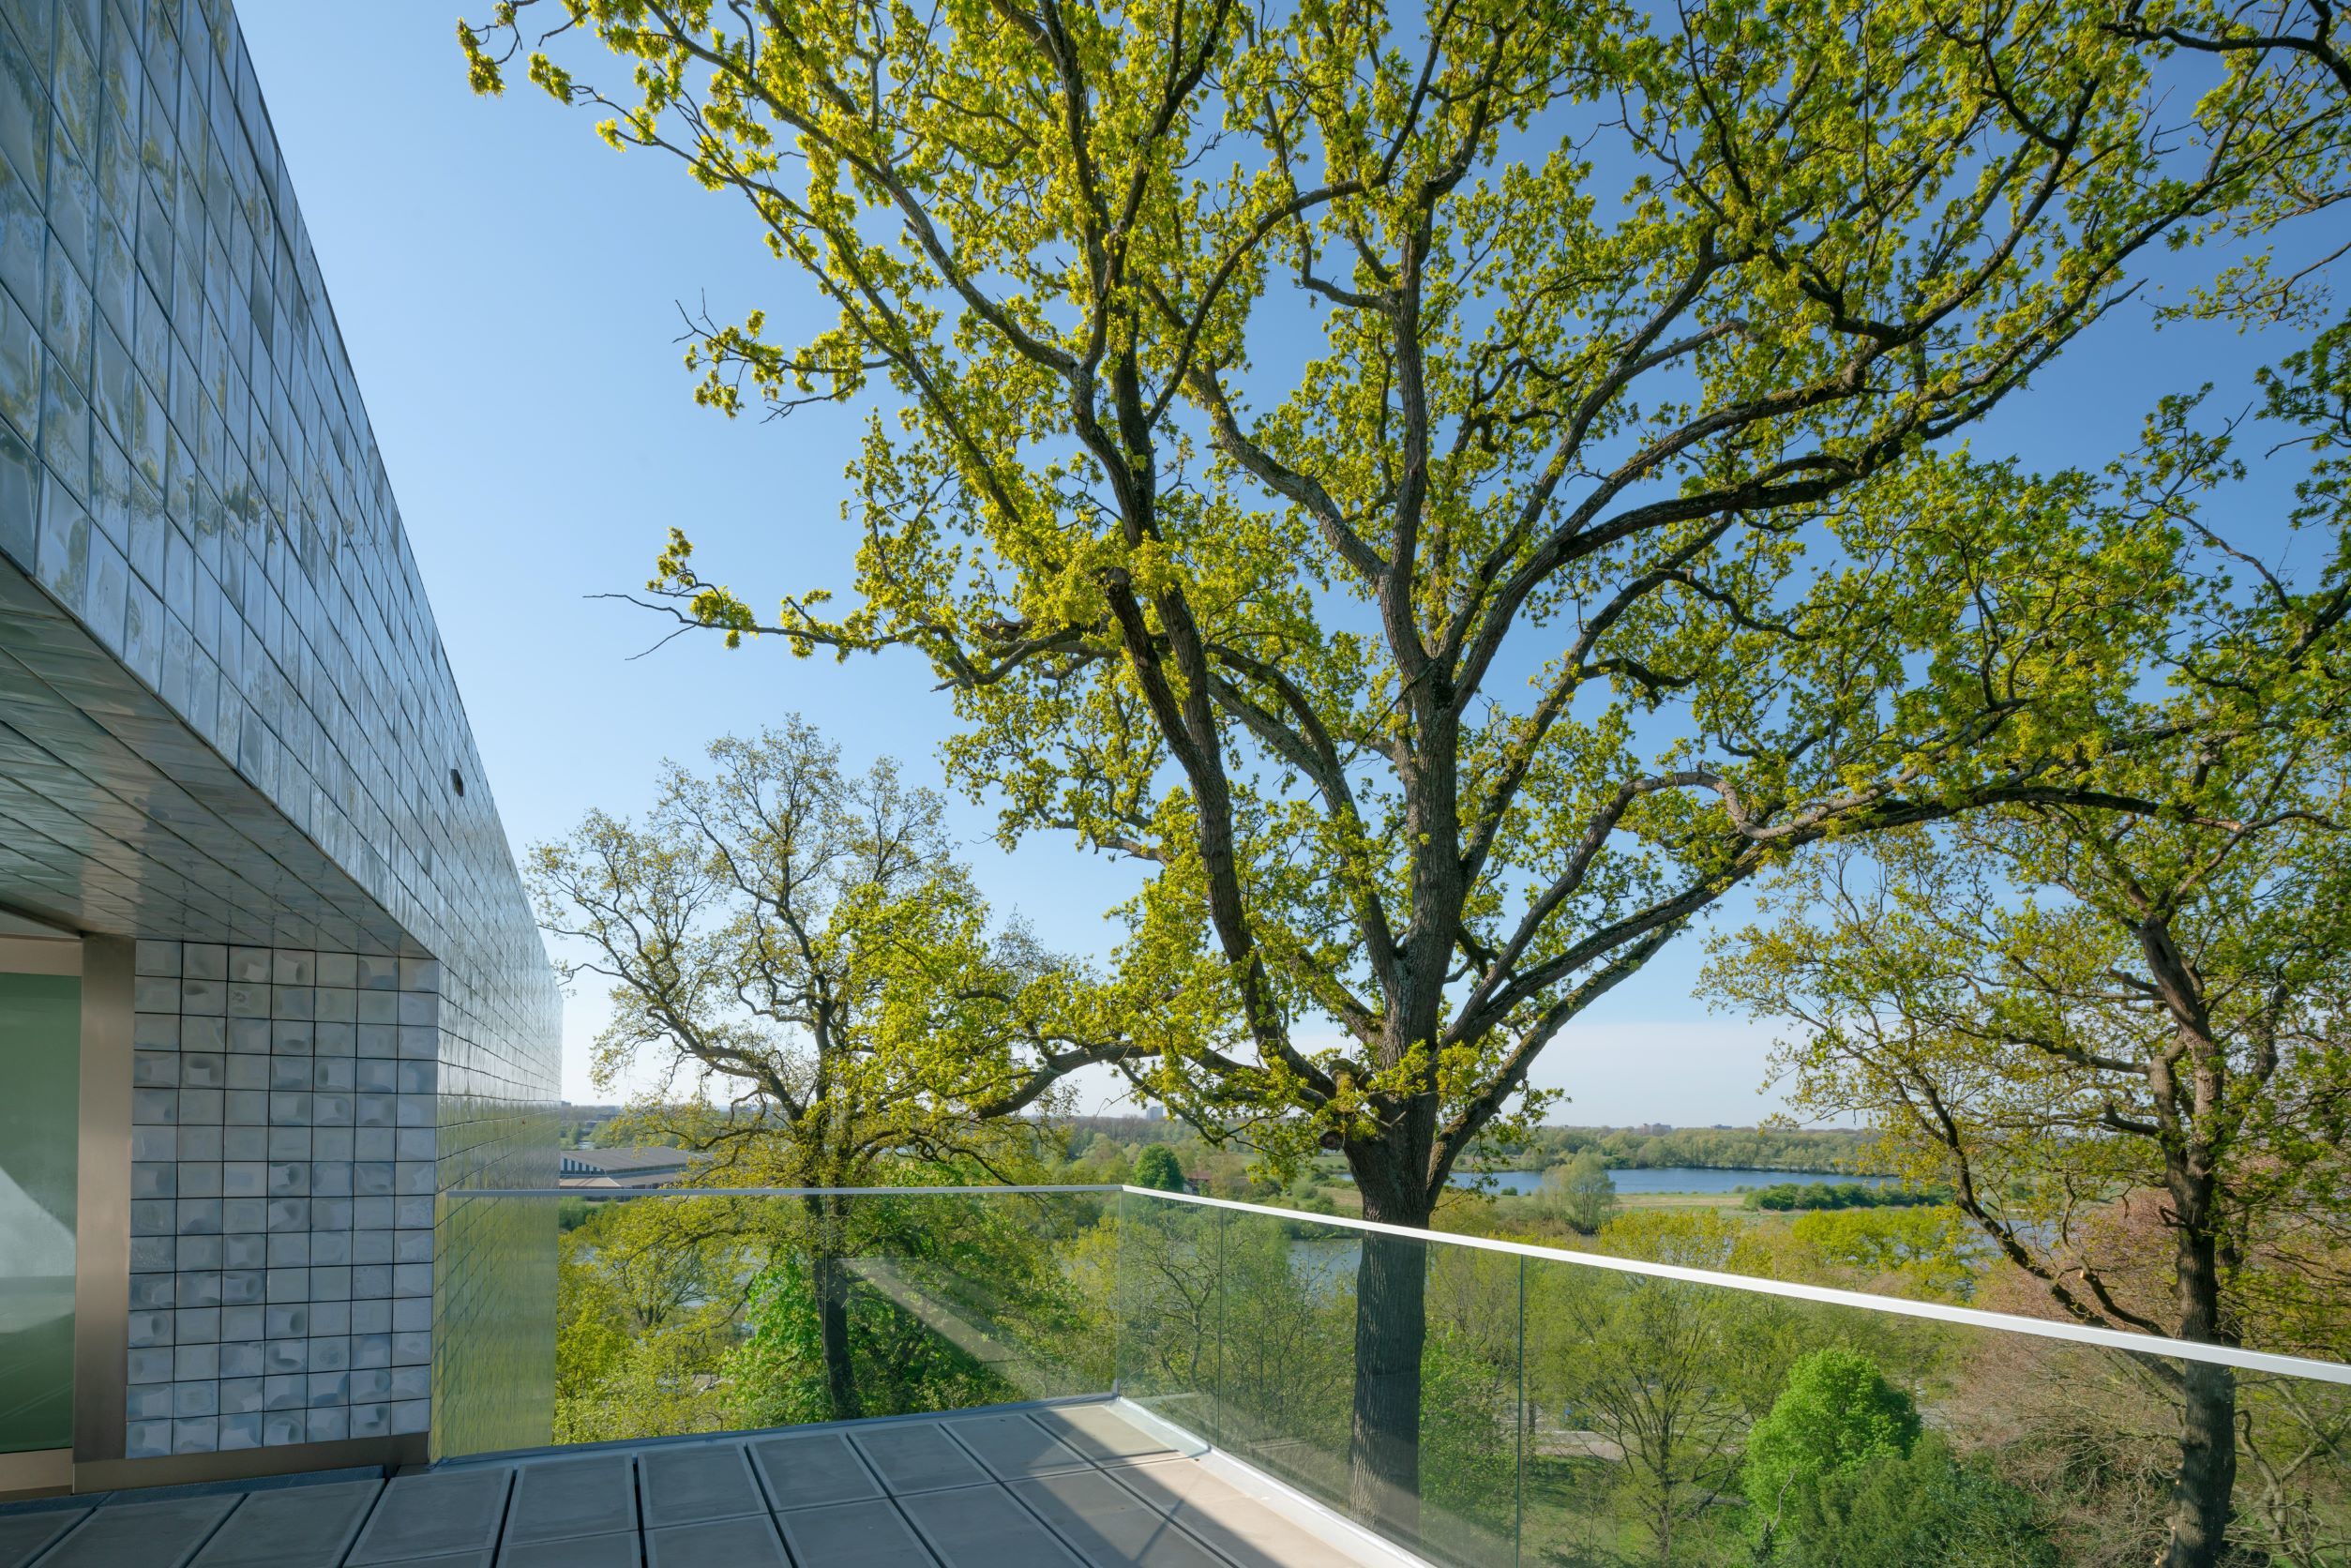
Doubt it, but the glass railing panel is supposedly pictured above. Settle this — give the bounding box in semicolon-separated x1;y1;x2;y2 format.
1185;1196;1521;1568
1112;1188;1226;1442
1520;1249;2351;1566
443;1186;1121;1456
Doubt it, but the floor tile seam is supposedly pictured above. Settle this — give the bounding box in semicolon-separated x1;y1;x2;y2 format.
932;1410;1090;1485
490;1455;643;1551
640;1445;762;1531
767;1495;947;1568
486;1465;518;1560
630;1451;644;1558
22;1485;248;1568
746;1433;888;1514
848;1423;988;1498
1096;1466;1313;1568
10;1506;86;1568
328;1459;400;1567
1019;1409;1115;1467
197;1481;384;1568
877;1491;949;1568
339;1466;515;1567
994;1472;1131;1568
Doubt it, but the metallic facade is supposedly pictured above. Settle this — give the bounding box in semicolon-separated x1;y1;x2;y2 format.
0;0;560;1468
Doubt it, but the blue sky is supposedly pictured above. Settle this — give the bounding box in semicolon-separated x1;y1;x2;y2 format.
234;8;2313;1122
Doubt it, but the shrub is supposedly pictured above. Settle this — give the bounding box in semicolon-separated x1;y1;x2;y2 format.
1773;1435;2057;1567
1742;1349;1921;1530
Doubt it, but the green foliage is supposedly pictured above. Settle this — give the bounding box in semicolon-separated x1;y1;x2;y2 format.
1744;1182;1937;1213
553;1198;758;1443
1131;1143;1187;1193
726;1255;1014;1428
1772;1435;2056;1568
527;722;1129;1194
1785;1208;1982;1302
1496;1125;1884;1175
1538;1152;1618;1235
1742;1349;1921;1532
1530;1211;1801;1560
458;0;2346;1229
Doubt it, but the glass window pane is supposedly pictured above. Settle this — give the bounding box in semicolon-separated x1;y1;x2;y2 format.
0;969;78;1455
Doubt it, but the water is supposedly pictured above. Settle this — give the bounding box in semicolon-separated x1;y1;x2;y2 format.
1446;1165;1893;1196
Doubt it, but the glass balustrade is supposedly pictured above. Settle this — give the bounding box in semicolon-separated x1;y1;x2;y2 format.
437;1183;2351;1566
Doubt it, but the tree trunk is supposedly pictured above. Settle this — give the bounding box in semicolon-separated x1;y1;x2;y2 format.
1348;1146;1433;1544
2162;1221;2238;1568
2164;1359;2238;1568
805;1195;861;1423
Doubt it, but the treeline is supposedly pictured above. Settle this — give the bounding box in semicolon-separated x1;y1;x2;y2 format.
1477;1123;1884;1174
1046;1114;1887;1177
1744;1181;1941;1213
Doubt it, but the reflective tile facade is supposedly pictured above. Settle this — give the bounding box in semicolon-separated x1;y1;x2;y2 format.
0;0;560;1460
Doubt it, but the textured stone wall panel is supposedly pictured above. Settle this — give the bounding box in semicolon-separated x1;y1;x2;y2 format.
0;0;560;1456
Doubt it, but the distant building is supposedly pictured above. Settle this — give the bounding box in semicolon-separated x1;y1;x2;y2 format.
558;1148;700;1189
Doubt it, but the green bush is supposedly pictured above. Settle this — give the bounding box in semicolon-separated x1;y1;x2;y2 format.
1745;1181;1941;1212
1742;1348;1921;1529
1772;1435;2057;1567
1537;1152;1619;1234
1131;1143;1187;1192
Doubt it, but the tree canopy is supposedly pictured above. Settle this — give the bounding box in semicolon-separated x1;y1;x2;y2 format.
462;0;2342;1223
525;721;1134;1186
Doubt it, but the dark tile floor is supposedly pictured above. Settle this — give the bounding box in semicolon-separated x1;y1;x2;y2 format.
0;1403;1377;1568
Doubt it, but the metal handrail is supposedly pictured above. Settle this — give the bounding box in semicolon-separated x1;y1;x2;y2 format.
452;1181;2351;1385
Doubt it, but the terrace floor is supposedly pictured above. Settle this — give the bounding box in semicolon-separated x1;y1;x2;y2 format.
0;1401;1404;1568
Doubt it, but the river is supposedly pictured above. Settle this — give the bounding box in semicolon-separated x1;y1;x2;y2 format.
1443;1166;1894;1196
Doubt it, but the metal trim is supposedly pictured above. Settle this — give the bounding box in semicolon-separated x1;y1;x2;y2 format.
1123;1186;2351;1385
0;937;81;975
0;1447;70;1499
72;937;131;1466
0;905;79;941
70;1433;428;1494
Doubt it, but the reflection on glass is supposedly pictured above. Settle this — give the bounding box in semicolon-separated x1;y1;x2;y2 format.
538;1188;1114;1448
1198;1205;1519;1568
0;971;78;1455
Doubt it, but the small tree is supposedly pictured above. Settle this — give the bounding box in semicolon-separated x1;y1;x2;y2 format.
1742;1348;1922;1540
1530;1210;1797;1562
527;721;1136;1418
1539;1152;1618;1236
1132;1142;1187;1193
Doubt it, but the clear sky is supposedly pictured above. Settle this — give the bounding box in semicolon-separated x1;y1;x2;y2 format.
234;7;2313;1124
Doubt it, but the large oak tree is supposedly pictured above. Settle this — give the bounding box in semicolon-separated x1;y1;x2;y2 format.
461;0;2343;1525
